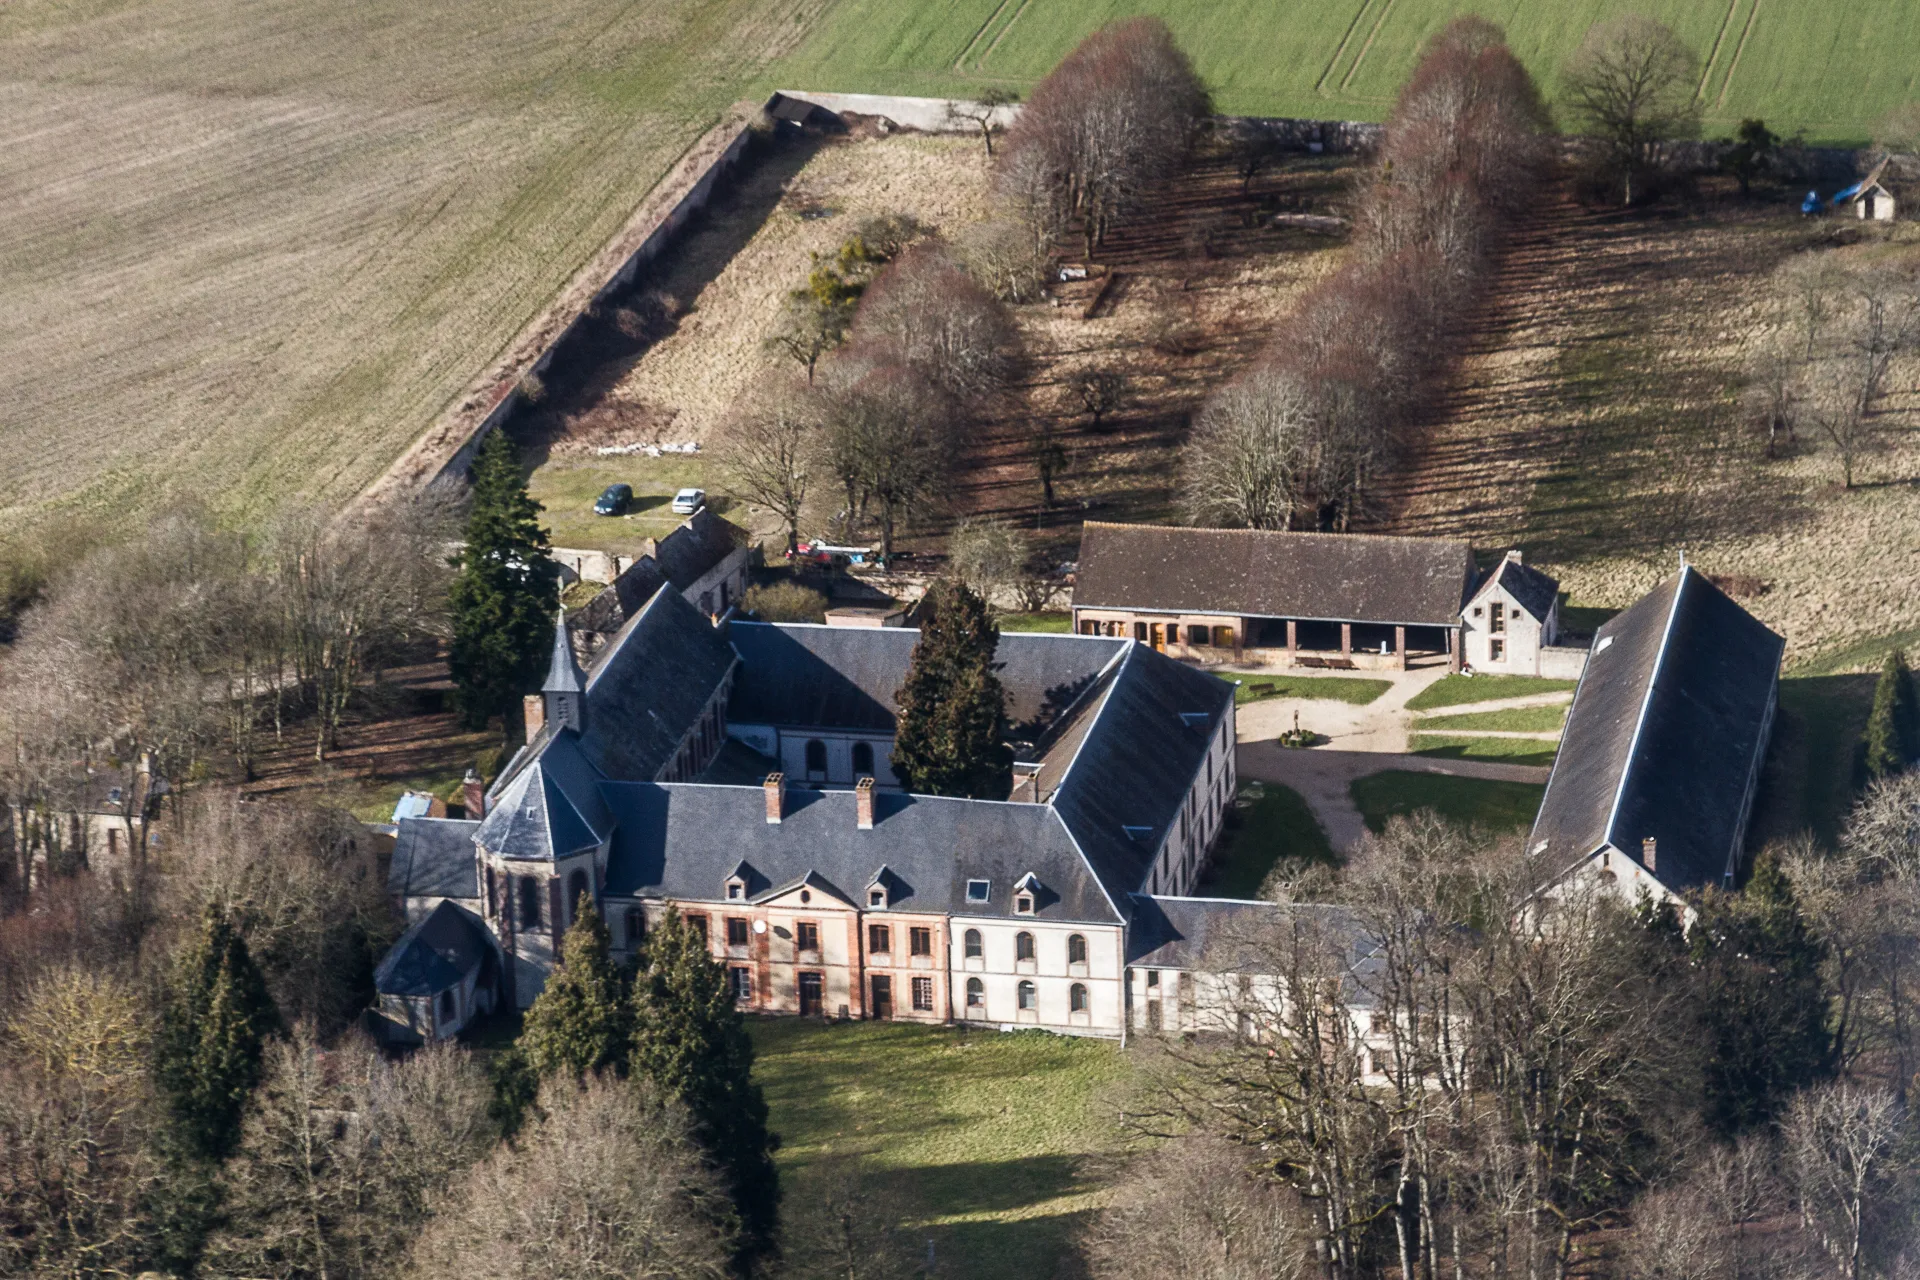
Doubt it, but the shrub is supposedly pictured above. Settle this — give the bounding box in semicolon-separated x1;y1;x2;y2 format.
740;581;828;623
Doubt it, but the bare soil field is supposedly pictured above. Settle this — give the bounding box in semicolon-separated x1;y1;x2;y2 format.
0;0;827;528
1380;179;1920;669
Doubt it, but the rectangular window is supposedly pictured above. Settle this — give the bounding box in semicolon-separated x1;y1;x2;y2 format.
729;967;752;1002
909;926;933;957
726;917;750;946
1490;637;1506;662
688;915;709;946
796;921;820;952
911;977;934;1011
868;924;891;955
1490;603;1505;634
1146;969;1160;988
966;879;990;903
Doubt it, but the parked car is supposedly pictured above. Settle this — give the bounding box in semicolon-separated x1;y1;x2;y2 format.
670;487;705;515
593;483;633;516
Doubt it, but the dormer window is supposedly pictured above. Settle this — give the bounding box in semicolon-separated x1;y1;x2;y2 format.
1015;892;1034;915
1013;872;1042;915
966;879;990;904
727;879;745;901
869;888;886;908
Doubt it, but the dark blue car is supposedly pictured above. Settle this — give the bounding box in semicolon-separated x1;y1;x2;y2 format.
594;483;633;516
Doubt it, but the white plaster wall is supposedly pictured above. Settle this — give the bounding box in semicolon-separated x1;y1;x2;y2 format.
949;918;1122;1032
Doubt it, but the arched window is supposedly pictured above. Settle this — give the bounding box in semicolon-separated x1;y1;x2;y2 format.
803;739;828;777
1067;934;1087;965
1015;931;1035;962
964;929;983;960
625;908;645;948
1017;980;1037;1011
1070;983;1088;1013
518;876;542;928
439;988;457;1021
851;741;874;775
568;869;590;921
966;977;984;1009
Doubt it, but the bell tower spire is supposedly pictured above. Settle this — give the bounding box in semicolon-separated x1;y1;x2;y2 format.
543;611;586;734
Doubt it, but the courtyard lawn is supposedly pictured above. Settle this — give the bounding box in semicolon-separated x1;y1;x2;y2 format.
749;1018;1133;1279
1770;673;1877;846
1350;770;1546;834
998;612;1072;633
527;455;718;558
1404;674;1576;711
1197;781;1335;899
1416;704;1568;733
1409;735;1559;768
1231;674;1393;706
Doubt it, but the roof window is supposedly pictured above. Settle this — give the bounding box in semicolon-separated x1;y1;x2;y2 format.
966;879;991;903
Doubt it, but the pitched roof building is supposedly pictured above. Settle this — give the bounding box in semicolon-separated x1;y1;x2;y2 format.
1526;566;1785;907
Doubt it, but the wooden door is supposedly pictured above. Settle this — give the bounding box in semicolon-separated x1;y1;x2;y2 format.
870;975;893;1020
799;971;825;1017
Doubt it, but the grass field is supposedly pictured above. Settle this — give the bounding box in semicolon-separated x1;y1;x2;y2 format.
528;456;718;557
1417;704;1568;732
0;0;827;529
749;1017;1132;1278
998;611;1073;633
774;0;1920;144
1405;674;1576;710
1232;674;1393;705
1198;781;1335;898
1350;770;1547;833
1409;735;1560;768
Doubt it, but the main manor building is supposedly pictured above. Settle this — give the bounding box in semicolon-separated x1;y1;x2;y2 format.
375;585;1238;1041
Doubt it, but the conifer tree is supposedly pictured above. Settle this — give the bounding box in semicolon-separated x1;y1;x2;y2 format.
1865;649;1919;778
1687;849;1833;1134
448;429;560;731
631;909;779;1267
521;895;632;1082
890;578;1012;798
155;904;282;1162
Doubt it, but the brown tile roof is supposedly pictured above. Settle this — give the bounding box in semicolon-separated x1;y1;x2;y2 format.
1072;523;1477;627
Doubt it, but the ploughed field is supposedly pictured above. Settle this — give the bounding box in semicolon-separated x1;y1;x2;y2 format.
777;0;1918;145
0;0;828;527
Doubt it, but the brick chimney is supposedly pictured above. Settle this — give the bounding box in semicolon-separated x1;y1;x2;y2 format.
764;772;786;824
1506;548;1524;564
855;776;875;830
1641;837;1657;873
462;768;486;820
522;694;546;743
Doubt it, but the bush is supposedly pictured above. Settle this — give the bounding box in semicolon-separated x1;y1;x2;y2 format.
740;581;828;623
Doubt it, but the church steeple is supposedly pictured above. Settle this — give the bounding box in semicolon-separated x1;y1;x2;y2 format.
543;611;586;734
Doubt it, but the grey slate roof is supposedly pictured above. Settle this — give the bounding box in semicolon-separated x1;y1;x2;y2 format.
544;615;584;693
1472;555;1560;623
1126;896;1379;993
1073;522;1476;627
578;584;736;781
388;818;480;900
375;900;493;997
600;783;1124;923
477;746;606;861
1527;567;1784;894
569;510;747;646
726;623;1127;737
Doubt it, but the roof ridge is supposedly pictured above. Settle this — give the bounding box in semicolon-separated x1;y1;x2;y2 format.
1083;521;1471;548
1599;568;1690;853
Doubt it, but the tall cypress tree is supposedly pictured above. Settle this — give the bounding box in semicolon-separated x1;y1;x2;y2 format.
521;896;632;1081
448;429;560;731
891;579;1012;798
1687;850;1833;1135
155;904;282;1162
631;910;779;1267
1864;650;1912;779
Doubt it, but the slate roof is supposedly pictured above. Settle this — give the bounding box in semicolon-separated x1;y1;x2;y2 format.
1527;567;1784;895
1126;896;1380;997
570;509;748;645
388;818;480;900
576;584;736;781
1471;554;1560;623
477;744;607;861
544;615;584;693
375;900;493;997
726;623;1127;737
1073;522;1476;627
600;783;1124;923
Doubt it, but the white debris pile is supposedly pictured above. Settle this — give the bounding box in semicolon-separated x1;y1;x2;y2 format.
596;441;701;457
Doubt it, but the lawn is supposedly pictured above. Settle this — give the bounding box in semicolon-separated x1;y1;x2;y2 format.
528;455;719;557
1409;735;1560;768
1756;673;1877;847
1417;704;1568;733
1231;674;1393;706
1350;770;1547;833
999;611;1072;633
1404;674;1576;711
773;0;1915;143
1197;781;1335;899
749;1017;1133;1279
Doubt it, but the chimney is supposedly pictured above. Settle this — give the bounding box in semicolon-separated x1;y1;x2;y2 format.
523;694;546;743
1641;837;1657;873
462;768;486;819
764;772;786;824
855;776;876;830
1506;548;1523;564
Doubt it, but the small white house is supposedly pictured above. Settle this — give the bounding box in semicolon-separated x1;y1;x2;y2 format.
1838;159;1896;222
1460;551;1585;678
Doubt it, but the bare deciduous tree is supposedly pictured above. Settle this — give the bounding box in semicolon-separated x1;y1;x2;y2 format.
1781;1081;1908;1280
946;518;1026;609
944;88;1019;157
1180;366;1313;530
715;383;817;555
1561;16;1701;204
851;244;1023;404
816;351;959;563
1085;1136;1311;1280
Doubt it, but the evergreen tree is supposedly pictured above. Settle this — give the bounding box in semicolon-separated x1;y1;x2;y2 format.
890;579;1013;798
154;904;282;1163
631;910;779;1267
1863;649;1914;778
520;895;632;1082
448;429;560;731
1686;850;1833;1135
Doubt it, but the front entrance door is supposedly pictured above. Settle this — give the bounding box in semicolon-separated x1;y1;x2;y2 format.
1149;623;1169;652
870;975;893;1019
798;971;825;1017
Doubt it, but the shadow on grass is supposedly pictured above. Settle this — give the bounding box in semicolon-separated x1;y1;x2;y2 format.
1409;739;1559;769
1350;770;1546;833
1752;673;1875;848
1197;782;1334;898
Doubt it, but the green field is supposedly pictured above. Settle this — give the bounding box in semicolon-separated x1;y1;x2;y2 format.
1417;704;1568;732
1405;674;1576;711
1409;734;1560;768
529;456;720;558
750;1017;1132;1278
1232;674;1393;705
775;0;1920;144
999;611;1073;633
1350;769;1547;832
1199;781;1335;898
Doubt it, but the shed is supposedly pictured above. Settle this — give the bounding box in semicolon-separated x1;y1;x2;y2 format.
1833;159;1896;221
